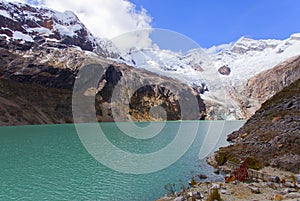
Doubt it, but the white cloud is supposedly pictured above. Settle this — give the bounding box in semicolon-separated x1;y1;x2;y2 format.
5;0;152;39
4;0;154;52
35;0;153;51
111;29;153;53
205;43;234;55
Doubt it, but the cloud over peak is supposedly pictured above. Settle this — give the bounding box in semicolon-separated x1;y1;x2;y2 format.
41;0;152;40
6;0;152;40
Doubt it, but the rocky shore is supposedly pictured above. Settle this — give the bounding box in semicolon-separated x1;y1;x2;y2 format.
156;157;300;201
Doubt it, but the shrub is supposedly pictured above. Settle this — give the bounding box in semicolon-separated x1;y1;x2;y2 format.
215;152;228;165
189;177;197;186
207;188;222;201
235;163;248;182
244;157;262;170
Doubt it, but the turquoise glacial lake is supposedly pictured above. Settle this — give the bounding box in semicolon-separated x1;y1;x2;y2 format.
0;121;244;200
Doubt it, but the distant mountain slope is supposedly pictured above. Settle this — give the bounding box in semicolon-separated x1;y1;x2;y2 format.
214;78;300;172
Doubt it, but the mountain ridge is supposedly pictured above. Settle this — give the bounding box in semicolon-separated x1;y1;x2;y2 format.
117;31;300;119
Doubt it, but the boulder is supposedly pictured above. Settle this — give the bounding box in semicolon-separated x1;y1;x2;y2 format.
248;185;261;194
211;183;220;189
283;181;295;188
270;176;281;183
294;174;300;183
283;192;300;199
191;191;203;199
220;189;227;194
218;65;231;76
283;188;297;194
173;196;183;201
198;174;208;179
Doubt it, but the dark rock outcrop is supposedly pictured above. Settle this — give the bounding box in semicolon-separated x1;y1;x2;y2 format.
91;63;206;122
218;65;231;76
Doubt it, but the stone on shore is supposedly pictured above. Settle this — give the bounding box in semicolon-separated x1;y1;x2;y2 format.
173;196;183;201
248;185;261;194
283;192;300;199
198;174;208;179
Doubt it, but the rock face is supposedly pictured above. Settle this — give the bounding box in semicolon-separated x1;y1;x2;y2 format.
92;63;206;122
0;47;80;89
246;56;300;103
231;55;300;119
0;48;206;125
216;78;300;173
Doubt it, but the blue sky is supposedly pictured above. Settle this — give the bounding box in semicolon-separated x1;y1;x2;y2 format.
130;0;300;47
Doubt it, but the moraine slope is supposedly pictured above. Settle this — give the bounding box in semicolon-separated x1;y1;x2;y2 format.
214;78;300;172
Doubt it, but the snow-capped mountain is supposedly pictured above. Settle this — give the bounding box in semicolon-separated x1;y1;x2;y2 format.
1;0;299;121
213;34;300;82
0;0;119;57
119;48;208;90
119;33;300;87
119;33;300;119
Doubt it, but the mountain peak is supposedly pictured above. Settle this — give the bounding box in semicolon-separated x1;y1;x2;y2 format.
231;36;280;54
290;32;300;41
0;0;119;57
0;0;92;49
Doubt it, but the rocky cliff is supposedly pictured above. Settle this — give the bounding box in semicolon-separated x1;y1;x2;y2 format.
246;56;300;103
0;56;206;126
214;78;300;173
